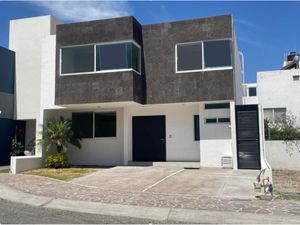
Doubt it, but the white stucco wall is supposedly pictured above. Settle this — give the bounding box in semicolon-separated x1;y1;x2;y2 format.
9;15;59;120
233;31;243;105
124;103;200;162
199;102;233;167
265;141;300;170
257;69;300;116
10;156;43;174
44;108;125;166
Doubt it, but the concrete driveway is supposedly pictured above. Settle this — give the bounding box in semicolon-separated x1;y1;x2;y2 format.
71;166;259;199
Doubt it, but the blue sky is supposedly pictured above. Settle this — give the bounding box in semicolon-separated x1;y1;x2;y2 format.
0;1;299;83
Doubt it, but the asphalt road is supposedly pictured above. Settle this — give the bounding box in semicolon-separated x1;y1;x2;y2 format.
0;198;179;224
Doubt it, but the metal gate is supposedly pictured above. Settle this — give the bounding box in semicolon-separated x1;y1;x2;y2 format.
235;105;261;169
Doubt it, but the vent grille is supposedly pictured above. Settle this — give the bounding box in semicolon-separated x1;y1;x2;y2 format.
222;156;233;168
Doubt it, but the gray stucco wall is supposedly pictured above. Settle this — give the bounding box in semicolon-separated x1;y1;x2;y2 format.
55;15;236;105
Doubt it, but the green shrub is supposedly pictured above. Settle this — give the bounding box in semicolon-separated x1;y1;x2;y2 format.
11;138;24;156
45;153;69;169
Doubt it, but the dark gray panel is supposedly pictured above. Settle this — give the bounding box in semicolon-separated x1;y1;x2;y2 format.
142;15;234;104
55;16;145;105
56;15;235;105
0;47;15;94
0;92;14;119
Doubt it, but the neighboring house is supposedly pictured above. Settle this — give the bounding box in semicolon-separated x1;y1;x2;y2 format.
243;52;300;122
0;46;24;166
9;14;267;173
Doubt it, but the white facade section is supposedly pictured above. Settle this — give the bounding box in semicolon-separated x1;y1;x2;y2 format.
233;32;243;105
124;104;200;162
242;83;258;105
9;15;59;120
35;102;236;168
257;69;300;117
199;102;233;167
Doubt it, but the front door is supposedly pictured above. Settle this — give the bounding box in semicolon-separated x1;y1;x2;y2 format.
132;116;166;161
235;105;261;169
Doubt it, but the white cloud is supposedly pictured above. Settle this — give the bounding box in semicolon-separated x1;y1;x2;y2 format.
235;18;256;28
238;36;265;48
31;1;131;22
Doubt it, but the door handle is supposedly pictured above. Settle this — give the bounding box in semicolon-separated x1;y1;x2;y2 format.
160;138;165;142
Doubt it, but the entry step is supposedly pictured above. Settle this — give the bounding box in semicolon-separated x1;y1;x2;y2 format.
128;161;201;169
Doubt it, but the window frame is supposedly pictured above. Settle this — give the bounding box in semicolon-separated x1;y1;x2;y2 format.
175;38;233;74
60;40;141;76
263;108;287;122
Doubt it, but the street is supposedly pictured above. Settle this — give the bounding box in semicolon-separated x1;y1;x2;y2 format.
0;198;177;224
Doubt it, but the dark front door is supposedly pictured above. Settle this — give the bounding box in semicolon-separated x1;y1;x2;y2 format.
133;116;166;161
236;105;261;169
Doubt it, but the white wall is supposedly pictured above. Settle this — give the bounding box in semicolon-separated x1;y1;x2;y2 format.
124;104;200;162
199;102;233;167
10;156;43;174
233;31;243;105
44;108;125;166
9;15;59;120
257;69;300;116
265;141;300;170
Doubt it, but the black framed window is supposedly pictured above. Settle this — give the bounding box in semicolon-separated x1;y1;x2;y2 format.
72;112;93;138
205;118;217;124
205;103;230;109
94;112;116;138
194;115;200;141
204;40;231;68
61;46;94;74
218;118;230;123
248;87;257;96
177;43;202;71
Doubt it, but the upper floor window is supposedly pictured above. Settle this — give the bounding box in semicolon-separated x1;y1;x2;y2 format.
96;42;140;73
248;87;257;96
176;40;232;73
61;46;94;74
203;40;231;69
60;41;141;75
177;43;203;71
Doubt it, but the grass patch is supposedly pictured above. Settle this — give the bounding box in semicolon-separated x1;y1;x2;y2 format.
23;168;96;181
275;193;300;201
0;169;10;173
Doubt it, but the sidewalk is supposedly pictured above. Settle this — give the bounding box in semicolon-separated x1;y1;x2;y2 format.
1;173;300;223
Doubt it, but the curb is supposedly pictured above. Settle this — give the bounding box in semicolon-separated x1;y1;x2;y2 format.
1;184;300;223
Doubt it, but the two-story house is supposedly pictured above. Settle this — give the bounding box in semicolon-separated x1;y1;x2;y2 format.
9;14;266;173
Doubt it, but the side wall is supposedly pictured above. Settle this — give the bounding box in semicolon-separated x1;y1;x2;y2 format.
257;69;300;116
265;141;300;170
9;15;59;120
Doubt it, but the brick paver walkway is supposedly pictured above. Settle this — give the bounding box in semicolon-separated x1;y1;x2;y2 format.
1;173;300;216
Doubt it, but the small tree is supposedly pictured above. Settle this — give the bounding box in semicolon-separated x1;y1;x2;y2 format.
39;118;81;153
38;118;81;168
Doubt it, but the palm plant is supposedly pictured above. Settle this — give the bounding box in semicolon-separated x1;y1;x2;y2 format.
39;118;81;153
